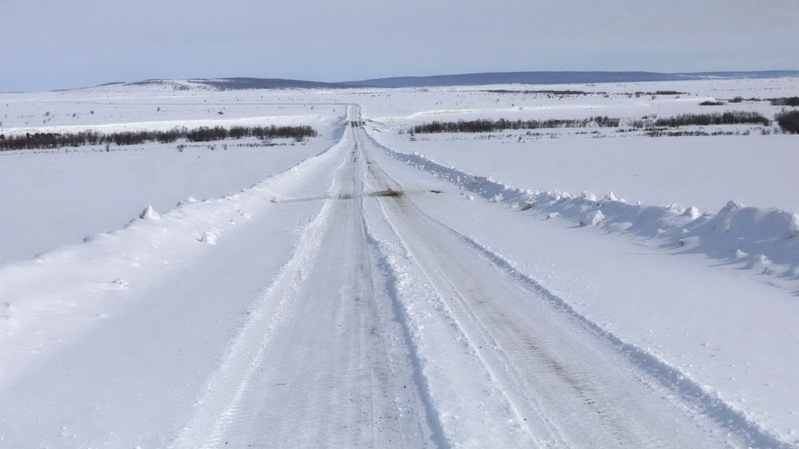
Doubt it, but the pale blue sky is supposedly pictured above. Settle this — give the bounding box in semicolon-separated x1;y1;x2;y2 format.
2;0;797;92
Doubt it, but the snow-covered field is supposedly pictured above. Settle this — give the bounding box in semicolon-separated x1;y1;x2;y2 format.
0;78;797;448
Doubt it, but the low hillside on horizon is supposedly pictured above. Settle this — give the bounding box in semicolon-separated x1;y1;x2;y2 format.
62;70;799;93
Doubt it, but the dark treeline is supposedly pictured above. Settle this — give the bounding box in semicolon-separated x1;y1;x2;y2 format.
652;111;770;127
631;91;686;96
411;117;621;134
645;130;744;137
183;125;317;142
0;125;317;151
485;89;590;96
770;97;799;107
776;110;799;134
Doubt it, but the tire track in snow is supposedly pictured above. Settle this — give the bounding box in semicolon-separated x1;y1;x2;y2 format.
447;226;796;449
358;124;783;448
359;155;553;446
169;139;348;449
220;119;438;447
172;106;438;448
365;160;577;446
364;128;795;449
362;195;450;449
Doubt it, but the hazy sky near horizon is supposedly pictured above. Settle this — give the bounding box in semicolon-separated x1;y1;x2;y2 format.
1;0;797;92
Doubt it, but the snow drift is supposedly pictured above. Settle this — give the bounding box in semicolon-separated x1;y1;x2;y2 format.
377;144;799;284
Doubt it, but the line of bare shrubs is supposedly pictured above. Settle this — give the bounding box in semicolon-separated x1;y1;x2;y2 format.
724;97;797;105
651;111;770;127
770;97;799;107
485;89;590;96
0;125;317;151
411;117;620;134
776;110;799;134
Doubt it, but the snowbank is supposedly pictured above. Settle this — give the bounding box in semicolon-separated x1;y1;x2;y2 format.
0;130;349;385
379;144;799;285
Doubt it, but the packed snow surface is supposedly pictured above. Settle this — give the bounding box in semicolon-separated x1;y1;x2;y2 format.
0;78;797;448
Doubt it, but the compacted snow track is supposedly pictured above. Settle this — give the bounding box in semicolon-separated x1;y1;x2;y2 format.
170;109;439;448
352;112;771;448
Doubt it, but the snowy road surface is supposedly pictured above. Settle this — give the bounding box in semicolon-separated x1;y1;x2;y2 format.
0;105;793;448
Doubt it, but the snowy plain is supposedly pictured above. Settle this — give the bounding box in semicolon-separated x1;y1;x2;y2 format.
0;77;797;447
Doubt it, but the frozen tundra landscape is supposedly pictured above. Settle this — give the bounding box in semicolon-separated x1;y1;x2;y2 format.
0;77;798;447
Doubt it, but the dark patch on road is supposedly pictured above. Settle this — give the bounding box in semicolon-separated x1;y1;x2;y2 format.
368;190;403;198
274;189;404;203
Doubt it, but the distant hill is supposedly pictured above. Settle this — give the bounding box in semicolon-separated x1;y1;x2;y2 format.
343;71;676;87
343;70;799;88
674;70;799;80
97;71;799;91
123;77;343;90
188;77;344;90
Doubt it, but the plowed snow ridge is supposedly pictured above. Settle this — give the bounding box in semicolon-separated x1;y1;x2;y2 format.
372;141;799;285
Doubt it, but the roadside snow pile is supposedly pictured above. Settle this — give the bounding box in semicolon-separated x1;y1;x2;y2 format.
0;134;347;383
381;145;799;282
138;205;161;220
199;230;219;245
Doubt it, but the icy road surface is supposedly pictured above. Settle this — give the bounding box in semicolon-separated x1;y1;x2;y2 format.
0;106;791;448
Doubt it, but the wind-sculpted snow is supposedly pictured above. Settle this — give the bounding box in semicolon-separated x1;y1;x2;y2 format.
429;224;794;449
0;132;348;446
379;146;799;286
360;129;793;447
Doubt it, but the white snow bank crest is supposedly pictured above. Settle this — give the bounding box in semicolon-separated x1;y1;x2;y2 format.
200;231;218;245
581;210;606;227
380;144;799;285
138;206;161;220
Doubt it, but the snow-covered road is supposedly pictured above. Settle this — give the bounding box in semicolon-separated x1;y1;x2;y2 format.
171;109;439;448
0;104;794;448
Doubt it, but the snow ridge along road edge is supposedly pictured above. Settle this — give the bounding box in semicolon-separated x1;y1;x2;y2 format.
0;118;349;386
361;120;794;448
169;122;353;449
367;133;799;293
430;217;793;449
